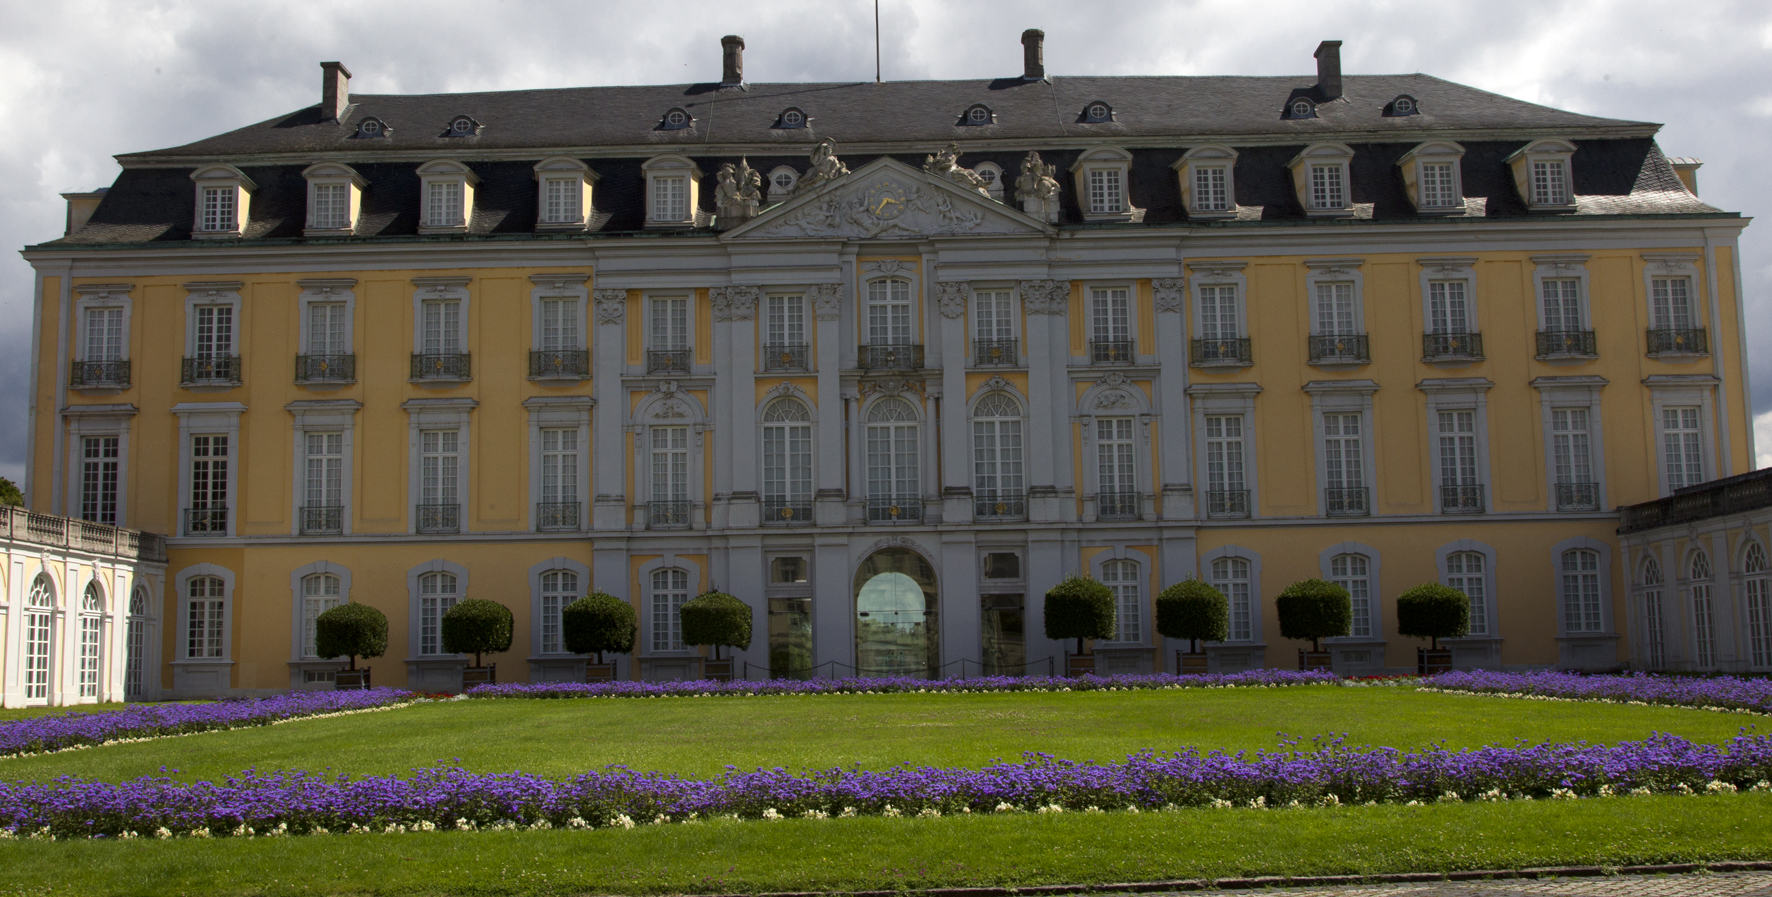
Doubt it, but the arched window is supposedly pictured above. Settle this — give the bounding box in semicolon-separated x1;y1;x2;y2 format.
79;582;104;699
186;575;225;660
539;569;578;655
301;573;343;659
125;586;150;699
866;398;920;521
1746;543;1771;668
1641;555;1667;669
417;571;459;656
762;399;813;521
1101;560;1142;643
650;568;690;652
24;576;54;704
1561;549;1604;634
865;279;914;347
1688;549;1717;667
1330;554;1372;638
1445;551;1487;636
972;393;1025;519
1210;557;1252;641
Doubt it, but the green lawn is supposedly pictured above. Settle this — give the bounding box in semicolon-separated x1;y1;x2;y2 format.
1;685;1753;784
0;702;131;723
1;795;1767;897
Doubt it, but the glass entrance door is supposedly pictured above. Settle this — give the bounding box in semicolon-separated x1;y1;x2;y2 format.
854;548;939;678
981;593;1025;676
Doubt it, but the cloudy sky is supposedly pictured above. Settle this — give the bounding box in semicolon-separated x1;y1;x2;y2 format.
3;0;1770;487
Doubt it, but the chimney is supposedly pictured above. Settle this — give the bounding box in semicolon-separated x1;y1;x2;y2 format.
320;61;352;122
1021;29;1045;81
720;35;745;87
1314;40;1342;100
61;189;107;237
1669;158;1703;196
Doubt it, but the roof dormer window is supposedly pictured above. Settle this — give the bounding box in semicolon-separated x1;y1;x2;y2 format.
660;108;693;130
353;116;390;139
443;115;480;137
533;157;598;230
190;164;255;239
416;159;478;234
1070;145;1135;221
1288;98;1317;120
1081;101;1114;123
1173;144;1239;219
1397;140;1465;213
767;166;798;202
1508;138;1578;210
963;104;994;125
775;107;809;129
1387;95;1419;116
641;154;702;228
973;161;1004;200
301;162;367;236
1287;143;1356;217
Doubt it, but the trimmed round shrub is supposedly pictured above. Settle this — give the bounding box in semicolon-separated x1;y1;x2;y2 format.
1275;578;1352;653
563;591;637;662
681;591;753;658
1044;576;1115;654
440;598;514;667
1155;579;1229;653
1396;582;1471;650
313;602;388;670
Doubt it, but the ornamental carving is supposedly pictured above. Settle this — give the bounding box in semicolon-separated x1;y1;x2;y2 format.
1014;152;1062;223
747;171;1022;240
1152;278;1185;314
810;283;844;319
1097;372;1132;389
791;138;850;196
654;380;680;395
935;282;968;318
1094;391;1133;410
653;399;688;419
592;289;627;324
1019;280;1069;316
859;377;925;399
922;143;991;196
710;285;760;321
980;375;1012;393
714;159;763;229
869;258;908;275
770;381;798;398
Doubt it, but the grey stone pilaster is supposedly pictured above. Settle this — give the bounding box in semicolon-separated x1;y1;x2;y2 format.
591;289;629;531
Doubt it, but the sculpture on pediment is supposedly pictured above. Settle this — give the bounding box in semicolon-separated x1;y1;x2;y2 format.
923;143;991;196
714;159;763;229
792;138;850;196
1015;152;1062;223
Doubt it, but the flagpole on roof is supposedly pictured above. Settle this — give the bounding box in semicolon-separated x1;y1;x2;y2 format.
875;0;882;83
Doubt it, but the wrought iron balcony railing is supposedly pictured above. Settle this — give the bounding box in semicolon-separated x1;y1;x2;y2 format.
181;356;242;386
1440;484;1486;514
535;501;580;532
973;491;1027;520
1091;339;1135;364
646;349;691;375
866;494;923;523
410;352;471;380
529;349;589;379
182;507;229;536
1324;487;1370;517
1422;331;1484;361
858;343;924;371
1646;327;1709;357
1096;490;1140;520
761;343;809;372
295;354;355;384
972;338;1019;367
1308;334;1370;365
1190;337;1252;367
300;505;343;535
71;359;131;388
1555;481;1600;512
1536;329;1598;359
1206;489;1250;518
415;503;460;534
762;497;813;524
646;500;692;529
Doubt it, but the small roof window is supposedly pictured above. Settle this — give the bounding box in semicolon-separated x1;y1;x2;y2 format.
961;104;994;126
352;116;391;139
659;108;693;130
1081;101;1114;123
1287;97;1317;120
443;115;481;137
775;107;810;129
1387;95;1419;117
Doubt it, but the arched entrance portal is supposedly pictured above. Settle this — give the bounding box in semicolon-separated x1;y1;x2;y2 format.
854;548;939;678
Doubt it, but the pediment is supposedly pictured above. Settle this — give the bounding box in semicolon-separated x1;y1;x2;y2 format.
723;156;1054;241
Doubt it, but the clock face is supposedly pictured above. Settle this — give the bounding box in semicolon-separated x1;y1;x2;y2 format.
865;181;907;221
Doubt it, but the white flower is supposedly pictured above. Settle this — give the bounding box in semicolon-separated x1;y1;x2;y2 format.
383;823;406;834
1750;781;1772;793
1438;791;1461;804
802;809;828;820
1598;784;1617;798
190;827;211;839
1675;783;1696;795
1082;806;1103;814
651;815;668;826
882;805;902;818
1248;796;1267;809
1706;780;1738;795
839;807;857;818
994;802;1016;814
1630;787;1654;797
348;823;371;834
117;830;138;840
1477;788;1504;802
1404;800;1423;807
761;808;783;820
1318;794;1341;807
416;820;438;832
0;829;13;841
230;825;249;838
1549;788;1577;801
455;818;476;831
916;808;941;818
567;817;591;830
614;814;636;830
311;826;331;836
1208;799;1233;810
269;823;289;837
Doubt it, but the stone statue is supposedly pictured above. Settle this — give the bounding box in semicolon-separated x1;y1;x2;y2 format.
715;158;763;228
922;143;990;195
792;138;849;195
1015;152;1062;223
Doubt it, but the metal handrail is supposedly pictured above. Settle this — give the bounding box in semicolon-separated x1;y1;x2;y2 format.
1422;331;1484;360
182;507;229;536
300;505;343;535
1097;490;1140;520
1619;468;1772;533
973;338;1019;367
535;502;580;531
1536;329;1597;358
295;354;355;383
1190;337;1252;366
761;497;813;523
529;349;589;378
1555;482;1600;512
416;503;460;533
865;494;923;522
761;343;809;372
1324;487;1369;517
646;349;691;375
1308;333;1370;364
973;491;1027;520
181;356;242;385
70;359;131;388
1206;489;1250;518
1440;484;1486;514
858;344;924;371
1646;327;1709;356
646;500;692;529
410;352;472;380
1090;339;1135;364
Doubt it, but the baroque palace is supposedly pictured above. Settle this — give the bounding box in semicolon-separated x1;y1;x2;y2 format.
6;31;1763;703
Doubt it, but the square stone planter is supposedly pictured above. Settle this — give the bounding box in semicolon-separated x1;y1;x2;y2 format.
1298;650;1333;671
702;658;734;682
1417;648;1454;675
584;662;618;682
1176;651;1210;675
335;668;372;690
1065;653;1095;677
461;664;497;688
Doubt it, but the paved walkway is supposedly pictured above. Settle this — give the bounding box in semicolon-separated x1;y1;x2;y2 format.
1173;871;1772;896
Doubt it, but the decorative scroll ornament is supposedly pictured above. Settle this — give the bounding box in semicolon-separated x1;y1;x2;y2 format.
1014;152;1063;224
809;283;844;319
710;285;760;321
714;159;763;229
922;143;991;196
654;380;680;395
1097;371;1132;389
770;381;797;398
1019;280;1069;316
592;289;627;324
981;375;1012;393
1152;278;1185;314
791;138;850;196
859;377;925;399
869;258;908;275
935;282;968;318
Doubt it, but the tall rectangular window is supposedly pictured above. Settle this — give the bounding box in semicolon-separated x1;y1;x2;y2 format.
653;176;687;221
420;430;459;507
1420;162;1457;208
650;296;689;350
1102;560;1141;643
1644;588;1667;669
651;568;690;652
1437;410;1479;489
422;298;461;354
1204;415;1246;497
1541;279;1583;331
80;435;120;525
1744;576;1771;669
650;427;689;503
1551;408;1593;487
301;574;342;658
766;294;805;347
1197;285;1238;340
543;177;580;224
1531;160;1569;205
200;186;236;232
1211;557;1252;642
1446;552;1487;636
417;572;459;656
541;428;578;506
1310;164;1345;209
1194;166;1229;211
972;415;1024;503
1693;583;1717;668
311;183;348;229
1331;554;1372;638
1561;549;1603;633
427;181;463;227
1096;417;1136;495
974;290;1014;340
540;298;580;351
1087;168;1123;214
193;305;233;361
1650;277;1694;331
308;302;348;355
1322;413;1363;492
763;409;814;505
1090;288;1131;342
865;401;919;509
539;570;578;655
79;609;102;698
190;434;228;513
85;307;124;361
1427;281;1469;334
866;279;913;345
305;432;343;511
186;577;225;659
1314;282;1356;335
1661;406;1704;491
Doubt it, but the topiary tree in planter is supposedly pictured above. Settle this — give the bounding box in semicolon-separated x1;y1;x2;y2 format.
1275;578;1351;654
680;591;753;661
1044;576;1115;656
1395;582;1470;651
1156;579;1229;654
562;591;637;665
441;598;514;669
314;602;388;671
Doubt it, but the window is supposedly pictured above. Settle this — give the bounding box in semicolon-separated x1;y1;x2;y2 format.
1309;164;1344;210
188;434;228;533
1072;146;1134;219
1392;96;1417;115
447;115;477;136
539;570;578;655
300;574;342;658
1549;407;1596;511
1290;99;1314;118
1641;557;1666;669
651;568;690;652
25;577;53;702
1198;284;1240;341
1650;277;1695;332
1176;146;1240;217
967;105;991;124
1427;281;1469;335
1419;163;1456;208
1102;560;1141;643
186;575;225;659
418;571;459;656
770;169;797;194
80;435;119;525
420;429;460;520
1204;415;1247;517
125;587;148;699
1661;407;1704;491
653;176;687;222
1211;558;1252;641
200;186;237;233
664;109;690;128
422;296;462;355
307;301;348;357
304;431;343;524
973;289;1015;363
539;297;581;352
1315;282;1356;335
543;178;581;224
649;426;690;513
972;394;1024;517
1437;410;1480;512
1087;168;1123;214
79;584;103;699
1445;552;1487;636
975;163;1002;195
1509;140;1576;209
355;117;387;137
1085;102;1112;122
1531;159;1569;206
1561;549;1603;633
427;181;463;228
1330;554;1372;638
866;398;920;521
765;294;806;366
762;400;813;519
866;279;914;346
190;165;254;237
541;427;578;506
1745;544;1771;668
984;553;1021;579
311;183;348;230
1322;413;1365;514
1096;417;1136;514
772;556;809;584
532;158;595;228
1194;166;1229;212
85;306;124;362
1541;279;1583;331
192;305;234;362
650;296;688;351
1690;551;1716;668
1090;287;1131;344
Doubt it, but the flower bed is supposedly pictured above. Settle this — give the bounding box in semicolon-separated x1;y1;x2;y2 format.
1422;671;1772;715
5;733;1770;840
0;689;416;759
468;669;1339;700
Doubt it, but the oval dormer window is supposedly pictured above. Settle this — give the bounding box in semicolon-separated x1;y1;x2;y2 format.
968;106;990;124
450;117;474;135
358;119;382;137
1291;99;1314;118
1086;103;1110;122
782;109;804;127
772;170;797;192
1392;96;1417;115
666;109;688;127
977;167;998;187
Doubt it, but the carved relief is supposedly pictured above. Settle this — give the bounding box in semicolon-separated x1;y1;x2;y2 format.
710;285;760;321
980;375;1012;393
859;377;926;399
869;259;909;275
653;399;688;419
1019;280;1070;316
935;282;968;318
592;289;627;324
1097;371;1132;389
1094;391;1133;410
1152;278;1185;314
809;283;844;320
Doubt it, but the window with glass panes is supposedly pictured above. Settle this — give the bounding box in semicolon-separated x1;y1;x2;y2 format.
541;428;578;506
308;301;347;355
1541;279;1583;331
1211;557;1252;641
973;290;1014;341
420;430;459;507
1194;165;1229;211
304;432;343;513
1087;168;1123;214
311;183;349;229
866;279;913;345
1690;550;1717;667
1096;417;1136;496
1331;554;1372;638
426;180;463;227
1090;287;1131;342
1745;544;1771;668
1445;552;1487;635
762;401;812;505
190;434;228;513
1531;160;1569;205
865;398;919;502
650;296;688;350
543;177;581;224
1204;415;1245;498
540;297;580;351
301;574;342;658
539;570;578;655
1420;162;1457;208
418;571;458;656
1561;549;1603;633
24;579;52;702
651;568;690;652
1642;558;1667;669
1315;282;1356;335
85;307;124;361
200;186;236;231
1651;277;1694;331
81;435;119;525
192;305;233;360
1102;560;1142;643
124;588;147;699
1437;410;1479;490
766;294;806;349
652;175;687;221
79;584;103;698
1310;164;1345;209
186;575;225;659
1427;281;1469;334
1661;407;1704;491
650;427;689;503
1197;285;1239;340
1552;408;1593;488
1322;413;1364;493
971;394;1024;502
421;298;461;354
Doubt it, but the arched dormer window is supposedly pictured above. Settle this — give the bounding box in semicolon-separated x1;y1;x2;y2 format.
190;164;255;239
865;397;921;522
659;107;693;130
641;155;701;228
762;398;813;523
972;392;1025;520
774;107;809;129
973;162;1004;199
1080;101;1114;123
533;157;597;229
416;159;478;234
1287;143;1356;216
441;114;481;137
1397;140;1465;213
1386;95;1419;116
961;104;995;126
1069;145;1134;221
1174;145;1239;218
302;162;367;236
1286;97;1317;120
1508;138;1577;209
352;116;391;139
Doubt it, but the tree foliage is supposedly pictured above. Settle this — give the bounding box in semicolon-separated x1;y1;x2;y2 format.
563;591;637;662
1043;576;1115;653
1274;578;1352;652
314;603;388;670
1155;579;1229;652
0;477;22;507
440;598;514;667
1395;582;1472;650
680;591;753;658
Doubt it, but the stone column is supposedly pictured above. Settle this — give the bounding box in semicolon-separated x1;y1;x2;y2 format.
1153;277;1195;521
813;534;852;675
591;289;630;533
719;286;761;528
941;531;980;675
811;284;847;526
936;281;972;524
1020;280;1070;522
